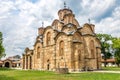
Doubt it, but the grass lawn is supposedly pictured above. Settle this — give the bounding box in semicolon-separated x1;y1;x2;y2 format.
0;68;120;80
102;67;120;71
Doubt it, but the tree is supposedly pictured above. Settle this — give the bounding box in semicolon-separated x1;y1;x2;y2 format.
0;32;5;59
112;37;120;67
14;55;21;59
97;34;112;67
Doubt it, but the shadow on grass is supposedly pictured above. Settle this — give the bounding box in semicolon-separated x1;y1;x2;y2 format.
0;67;15;71
0;75;15;80
0;67;8;69
102;67;120;71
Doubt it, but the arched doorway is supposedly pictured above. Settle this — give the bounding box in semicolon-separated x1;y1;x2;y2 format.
47;64;50;70
47;59;50;70
5;62;10;68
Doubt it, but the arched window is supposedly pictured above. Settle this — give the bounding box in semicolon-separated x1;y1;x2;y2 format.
90;40;95;58
59;41;64;56
59;12;63;20
55;22;58;29
73;33;81;41
46;32;51;46
37;47;40;58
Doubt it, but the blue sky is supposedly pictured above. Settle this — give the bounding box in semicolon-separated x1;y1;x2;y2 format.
0;0;120;58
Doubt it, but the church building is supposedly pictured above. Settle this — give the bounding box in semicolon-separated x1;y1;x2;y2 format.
22;5;101;72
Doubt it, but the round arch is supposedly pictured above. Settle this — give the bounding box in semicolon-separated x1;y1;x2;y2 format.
4;62;10;68
3;60;12;68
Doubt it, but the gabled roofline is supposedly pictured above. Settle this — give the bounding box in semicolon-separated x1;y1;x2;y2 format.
42;26;53;35
83;23;94;33
61;23;77;31
54;32;67;41
51;19;59;26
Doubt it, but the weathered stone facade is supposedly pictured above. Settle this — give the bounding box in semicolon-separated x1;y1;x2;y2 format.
22;7;101;72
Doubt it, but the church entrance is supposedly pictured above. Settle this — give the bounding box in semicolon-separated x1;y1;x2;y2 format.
47;59;50;70
5;62;10;68
47;64;50;70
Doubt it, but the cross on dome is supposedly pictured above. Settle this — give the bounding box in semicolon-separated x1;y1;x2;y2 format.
64;2;66;8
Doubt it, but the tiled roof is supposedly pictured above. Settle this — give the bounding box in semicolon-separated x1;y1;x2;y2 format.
101;58;115;62
0;60;3;64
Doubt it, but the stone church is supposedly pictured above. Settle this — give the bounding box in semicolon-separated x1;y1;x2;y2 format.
22;6;101;72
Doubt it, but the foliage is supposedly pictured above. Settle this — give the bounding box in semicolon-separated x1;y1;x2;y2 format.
97;34;112;67
0;32;5;59
112;38;120;67
13;55;21;59
0;68;120;80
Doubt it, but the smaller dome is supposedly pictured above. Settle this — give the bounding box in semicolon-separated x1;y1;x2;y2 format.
38;27;44;35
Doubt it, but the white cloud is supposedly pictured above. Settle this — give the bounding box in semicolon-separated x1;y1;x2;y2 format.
112;6;120;19
81;0;115;17
95;6;120;37
76;0;116;24
72;0;120;38
0;0;120;58
0;0;62;58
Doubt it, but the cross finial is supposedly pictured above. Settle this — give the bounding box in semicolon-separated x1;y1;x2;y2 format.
68;7;70;9
88;18;90;24
42;21;44;27
64;1;66;8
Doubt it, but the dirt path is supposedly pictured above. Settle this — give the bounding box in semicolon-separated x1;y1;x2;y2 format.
70;71;120;73
93;70;120;73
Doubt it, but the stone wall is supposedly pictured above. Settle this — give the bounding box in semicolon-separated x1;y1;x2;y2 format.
22;7;101;72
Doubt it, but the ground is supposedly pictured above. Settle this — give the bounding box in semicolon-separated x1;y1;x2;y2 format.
102;67;120;71
0;67;120;80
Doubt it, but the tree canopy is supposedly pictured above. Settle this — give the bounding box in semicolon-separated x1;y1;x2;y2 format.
112;37;120;66
0;32;5;59
97;33;120;67
97;34;112;67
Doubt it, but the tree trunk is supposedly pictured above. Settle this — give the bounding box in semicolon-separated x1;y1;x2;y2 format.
104;58;107;67
116;63;119;67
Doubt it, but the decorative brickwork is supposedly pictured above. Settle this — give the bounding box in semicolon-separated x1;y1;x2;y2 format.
22;7;101;72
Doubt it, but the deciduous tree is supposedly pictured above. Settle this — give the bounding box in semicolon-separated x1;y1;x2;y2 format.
112;37;120;67
0;32;5;59
97;34;112;67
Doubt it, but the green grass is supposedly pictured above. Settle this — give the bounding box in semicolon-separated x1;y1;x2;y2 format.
102;67;120;71
0;68;120;80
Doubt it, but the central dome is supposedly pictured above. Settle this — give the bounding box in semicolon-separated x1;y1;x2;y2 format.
58;8;73;20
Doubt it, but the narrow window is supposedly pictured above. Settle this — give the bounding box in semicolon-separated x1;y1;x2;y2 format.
59;41;64;56
37;47;40;58
90;40;95;58
46;32;51;46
